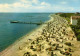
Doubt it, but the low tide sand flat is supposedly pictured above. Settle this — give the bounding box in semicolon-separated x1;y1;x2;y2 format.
0;15;80;56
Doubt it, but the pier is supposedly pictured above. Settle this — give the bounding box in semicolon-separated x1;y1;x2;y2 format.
10;21;46;25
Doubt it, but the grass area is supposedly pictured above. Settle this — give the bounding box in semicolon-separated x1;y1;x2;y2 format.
70;25;80;40
65;17;70;24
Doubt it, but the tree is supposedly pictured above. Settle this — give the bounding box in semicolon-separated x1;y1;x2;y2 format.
77;34;80;40
77;19;80;25
59;13;74;18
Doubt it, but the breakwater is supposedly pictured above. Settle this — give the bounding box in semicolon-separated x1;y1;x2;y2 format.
1;15;80;56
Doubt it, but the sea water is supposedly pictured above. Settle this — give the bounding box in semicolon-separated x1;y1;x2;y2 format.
0;13;52;51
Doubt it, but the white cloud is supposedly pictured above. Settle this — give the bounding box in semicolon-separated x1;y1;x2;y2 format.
0;2;75;12
0;4;11;8
32;0;39;4
21;0;39;4
41;2;51;7
21;0;31;4
0;0;79;12
12;2;24;7
60;1;67;4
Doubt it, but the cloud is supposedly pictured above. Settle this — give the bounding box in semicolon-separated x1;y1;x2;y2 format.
41;2;50;6
0;0;79;12
0;4;11;8
0;2;76;12
21;0;39;4
32;0;39;4
12;2;24;7
60;1;67;4
0;0;52;12
21;0;31;4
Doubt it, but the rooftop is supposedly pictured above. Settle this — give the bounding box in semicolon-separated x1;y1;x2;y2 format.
71;16;80;19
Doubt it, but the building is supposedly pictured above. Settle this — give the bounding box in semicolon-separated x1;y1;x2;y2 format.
70;16;80;25
75;12;80;14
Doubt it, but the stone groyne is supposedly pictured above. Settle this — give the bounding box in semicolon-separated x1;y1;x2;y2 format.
1;15;80;56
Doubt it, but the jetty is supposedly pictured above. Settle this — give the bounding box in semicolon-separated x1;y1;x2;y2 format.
10;21;47;25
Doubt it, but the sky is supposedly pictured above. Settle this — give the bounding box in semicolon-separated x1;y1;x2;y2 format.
0;0;80;12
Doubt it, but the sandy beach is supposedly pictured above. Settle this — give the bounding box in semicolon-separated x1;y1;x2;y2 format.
0;14;80;56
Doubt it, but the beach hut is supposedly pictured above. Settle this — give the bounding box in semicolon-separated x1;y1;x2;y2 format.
70;16;80;25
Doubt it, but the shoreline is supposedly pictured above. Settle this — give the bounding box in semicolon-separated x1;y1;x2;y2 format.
0;14;53;55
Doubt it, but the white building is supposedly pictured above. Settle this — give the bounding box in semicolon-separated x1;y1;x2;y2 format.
70;16;80;25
